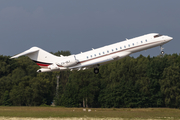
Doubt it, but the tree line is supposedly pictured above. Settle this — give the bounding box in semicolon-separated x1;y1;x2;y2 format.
0;52;180;108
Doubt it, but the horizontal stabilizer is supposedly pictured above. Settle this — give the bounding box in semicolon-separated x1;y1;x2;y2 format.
11;47;39;59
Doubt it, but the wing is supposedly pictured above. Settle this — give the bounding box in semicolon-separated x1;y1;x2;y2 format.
69;51;131;70
111;51;131;60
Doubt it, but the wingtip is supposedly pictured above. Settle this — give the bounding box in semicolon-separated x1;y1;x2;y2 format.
10;55;19;59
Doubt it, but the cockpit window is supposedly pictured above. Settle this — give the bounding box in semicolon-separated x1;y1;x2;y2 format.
154;34;162;38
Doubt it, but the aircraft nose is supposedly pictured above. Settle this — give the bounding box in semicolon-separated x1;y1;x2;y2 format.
168;36;173;40
166;36;173;41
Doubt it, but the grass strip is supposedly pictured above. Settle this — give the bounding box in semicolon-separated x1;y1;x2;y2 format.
0;107;180;119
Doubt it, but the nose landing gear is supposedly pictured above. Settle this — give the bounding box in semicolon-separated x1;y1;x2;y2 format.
160;45;164;55
161;51;164;55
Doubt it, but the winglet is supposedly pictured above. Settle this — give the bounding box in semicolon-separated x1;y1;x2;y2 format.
10;47;39;59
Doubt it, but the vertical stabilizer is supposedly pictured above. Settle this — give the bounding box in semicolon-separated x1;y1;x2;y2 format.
11;47;60;68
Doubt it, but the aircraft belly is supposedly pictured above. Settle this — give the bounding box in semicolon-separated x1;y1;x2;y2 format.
69;56;114;69
84;57;113;66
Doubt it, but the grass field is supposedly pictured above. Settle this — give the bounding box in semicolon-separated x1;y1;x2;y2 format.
0;107;180;120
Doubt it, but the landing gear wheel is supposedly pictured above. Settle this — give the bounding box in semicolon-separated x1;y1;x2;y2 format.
94;68;99;74
161;51;164;55
160;45;164;55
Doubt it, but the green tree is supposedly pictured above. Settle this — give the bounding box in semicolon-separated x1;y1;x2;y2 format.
160;64;180;108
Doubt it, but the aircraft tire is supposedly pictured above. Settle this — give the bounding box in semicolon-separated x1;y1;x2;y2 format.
94;68;99;74
161;51;164;55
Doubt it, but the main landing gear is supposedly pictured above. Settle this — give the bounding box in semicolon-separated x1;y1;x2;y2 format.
94;67;99;74
160;45;164;55
94;64;100;74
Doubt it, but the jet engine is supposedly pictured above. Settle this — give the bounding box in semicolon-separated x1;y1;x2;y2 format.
37;63;60;72
57;55;78;67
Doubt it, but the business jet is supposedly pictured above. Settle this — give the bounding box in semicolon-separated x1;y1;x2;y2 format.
11;33;172;74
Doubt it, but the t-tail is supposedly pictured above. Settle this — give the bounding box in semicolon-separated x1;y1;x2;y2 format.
11;47;65;72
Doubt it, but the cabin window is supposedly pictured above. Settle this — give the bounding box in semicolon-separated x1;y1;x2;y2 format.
132;43;134;46
124;46;126;48
141;41;143;43
99;53;101;55
145;39;147;42
103;52;105;54
120;47;122;49
87;56;88;59
128;44;130;47
112;49;114;52
91;55;92;58
94;54;96;57
116;48;118;50
107;50;109;53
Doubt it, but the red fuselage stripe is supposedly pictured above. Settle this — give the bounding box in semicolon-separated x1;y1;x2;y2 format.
36;63;49;67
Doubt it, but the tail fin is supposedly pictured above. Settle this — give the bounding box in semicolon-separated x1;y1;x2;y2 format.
11;47;60;68
11;47;39;59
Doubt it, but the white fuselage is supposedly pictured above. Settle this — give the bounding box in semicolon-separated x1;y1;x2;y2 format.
65;33;172;70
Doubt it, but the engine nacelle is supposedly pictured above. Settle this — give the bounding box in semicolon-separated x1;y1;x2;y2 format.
37;63;60;72
57;55;78;67
37;68;51;72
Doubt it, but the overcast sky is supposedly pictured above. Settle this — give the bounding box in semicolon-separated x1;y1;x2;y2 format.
0;0;179;57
